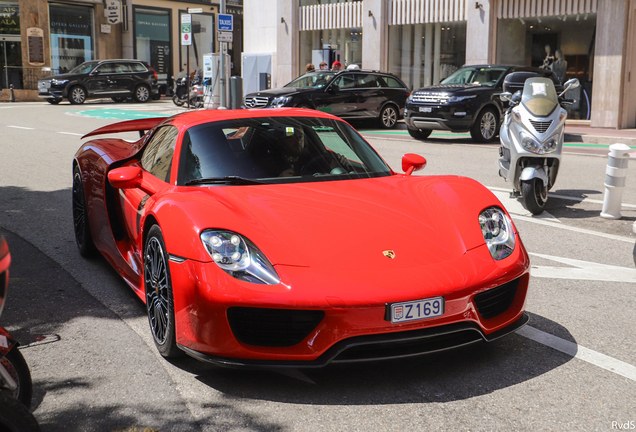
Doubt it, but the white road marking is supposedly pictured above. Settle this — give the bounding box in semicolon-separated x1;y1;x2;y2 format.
515;214;634;243
529;252;636;282
489;189;560;222
518;326;636;382
489;185;636;209
58;132;84;136
6;125;35;130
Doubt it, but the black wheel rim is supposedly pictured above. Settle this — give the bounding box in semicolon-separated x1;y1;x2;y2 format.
480;111;496;139
382;107;397;127
0;357;20;400
145;237;169;344
72;172;87;248
534;179;548;204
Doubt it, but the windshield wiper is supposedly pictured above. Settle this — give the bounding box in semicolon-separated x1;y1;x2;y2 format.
185;176;267;186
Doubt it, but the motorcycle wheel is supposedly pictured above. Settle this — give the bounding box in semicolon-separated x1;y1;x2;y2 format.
0;390;41;432
0;347;33;409
172;95;185;107
190;97;204;109
521;178;548;215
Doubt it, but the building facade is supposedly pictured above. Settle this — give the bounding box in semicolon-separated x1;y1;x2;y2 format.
244;0;636;129
0;0;243;99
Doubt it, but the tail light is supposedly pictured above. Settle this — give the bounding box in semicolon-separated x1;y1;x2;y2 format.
148;65;158;81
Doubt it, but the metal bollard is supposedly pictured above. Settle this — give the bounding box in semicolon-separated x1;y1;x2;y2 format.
9;84;14;102
601;143;631;219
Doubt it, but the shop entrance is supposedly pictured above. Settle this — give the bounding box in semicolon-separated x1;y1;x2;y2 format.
0;35;21;89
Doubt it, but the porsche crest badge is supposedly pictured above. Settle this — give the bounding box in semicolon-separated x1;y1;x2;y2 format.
383;250;396;259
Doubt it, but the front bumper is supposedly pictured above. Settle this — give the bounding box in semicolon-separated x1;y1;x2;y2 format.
404;102;476;131
168;241;530;367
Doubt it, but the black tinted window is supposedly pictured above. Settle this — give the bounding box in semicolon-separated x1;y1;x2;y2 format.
356;74;382;88
95;63;117;74
141;126;179;182
333;74;356;89
381;76;405;88
130;63;147;72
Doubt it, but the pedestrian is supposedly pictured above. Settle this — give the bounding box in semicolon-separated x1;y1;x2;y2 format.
331;61;343;71
319;61;329;70
305;63;315;73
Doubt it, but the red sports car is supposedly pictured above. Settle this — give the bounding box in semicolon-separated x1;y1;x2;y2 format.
73;108;529;367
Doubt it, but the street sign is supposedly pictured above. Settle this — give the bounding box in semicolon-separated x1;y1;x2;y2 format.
181;14;192;46
217;31;233;43
104;0;121;24
218;14;233;32
187;8;203;14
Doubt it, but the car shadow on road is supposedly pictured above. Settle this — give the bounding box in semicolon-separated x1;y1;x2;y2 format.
171;312;576;406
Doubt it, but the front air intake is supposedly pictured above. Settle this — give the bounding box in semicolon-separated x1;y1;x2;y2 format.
474;278;519;320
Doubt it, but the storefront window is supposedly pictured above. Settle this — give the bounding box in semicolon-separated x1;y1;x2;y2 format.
49;3;94;74
388;22;466;91
299;28;362;75
134;7;172;92
496;14;597;119
179;12;214;73
0;1;19;34
0;1;20;89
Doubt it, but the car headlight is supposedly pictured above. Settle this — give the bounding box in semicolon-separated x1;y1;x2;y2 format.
271;96;291;107
447;95;476;103
201;230;280;285
52;79;69;85
520;131;558;155
479;207;515;260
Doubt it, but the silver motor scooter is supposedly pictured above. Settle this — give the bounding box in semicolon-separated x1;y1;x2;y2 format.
498;75;579;214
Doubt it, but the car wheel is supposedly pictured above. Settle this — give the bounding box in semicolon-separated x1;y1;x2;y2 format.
144;225;182;358
68;86;86;105
407;127;432;140
470;108;498;143
111;96;125;103
72;165;97;258
134;85;151;103
46;97;62;105
0;347;33;409
521;178;548;215
379;104;398;129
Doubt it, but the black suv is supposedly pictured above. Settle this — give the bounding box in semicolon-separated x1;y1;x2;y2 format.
404;65;560;142
244;70;409;128
38;59;159;105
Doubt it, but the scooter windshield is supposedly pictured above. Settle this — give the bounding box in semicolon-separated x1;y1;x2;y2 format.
521;77;559;117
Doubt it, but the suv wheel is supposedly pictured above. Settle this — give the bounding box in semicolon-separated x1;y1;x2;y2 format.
470;108;498;143
69;86;86;105
407;127;432;140
134;85;151;103
379;105;398;129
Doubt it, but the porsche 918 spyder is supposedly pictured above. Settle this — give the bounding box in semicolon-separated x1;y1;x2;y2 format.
73;108;529;367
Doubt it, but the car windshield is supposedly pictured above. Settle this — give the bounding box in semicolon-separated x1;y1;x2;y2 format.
284;72;336;89
440;67;507;87
177;117;392;186
521;77;559;117
69;62;97;74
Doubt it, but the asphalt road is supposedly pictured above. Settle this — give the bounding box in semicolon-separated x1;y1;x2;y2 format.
0;99;634;431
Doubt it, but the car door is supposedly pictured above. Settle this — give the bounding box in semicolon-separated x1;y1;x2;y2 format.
111;62;137;96
354;74;387;118
118;126;179;268
314;74;358;117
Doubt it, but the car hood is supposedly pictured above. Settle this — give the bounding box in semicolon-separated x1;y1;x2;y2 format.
414;83;498;94
245;87;313;98
165;175;504;272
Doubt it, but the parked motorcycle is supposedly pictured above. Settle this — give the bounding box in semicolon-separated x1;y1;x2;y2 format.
497;73;579;214
0;234;41;432
172;73;205;108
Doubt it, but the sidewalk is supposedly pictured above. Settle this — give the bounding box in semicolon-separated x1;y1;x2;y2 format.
564;120;636;147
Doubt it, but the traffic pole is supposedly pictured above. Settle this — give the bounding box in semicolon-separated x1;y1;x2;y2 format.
600;143;631;219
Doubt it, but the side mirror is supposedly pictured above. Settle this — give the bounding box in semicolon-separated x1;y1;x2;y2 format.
511;90;522;104
108;167;156;195
563;78;580;90
328;84;339;93
402;153;427;176
90;70;100;76
500;92;512;102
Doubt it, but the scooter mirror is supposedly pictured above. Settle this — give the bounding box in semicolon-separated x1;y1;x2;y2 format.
563;78;580;90
500;92;513;102
511;90;522;104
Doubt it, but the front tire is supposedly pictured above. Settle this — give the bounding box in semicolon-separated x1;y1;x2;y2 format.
144;225;181;358
68;86;86;105
0;347;33;409
0;391;41;432
46;97;62;105
470;107;498;143
407;127;432;140
521;178;548;215
72;165;97;257
134;84;151;103
379;104;398;129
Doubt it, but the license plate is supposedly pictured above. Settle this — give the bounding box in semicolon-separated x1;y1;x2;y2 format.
390;296;444;324
419;107;432;113
39;81;50;89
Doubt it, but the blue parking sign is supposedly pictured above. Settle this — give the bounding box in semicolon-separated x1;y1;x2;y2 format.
218;14;233;31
